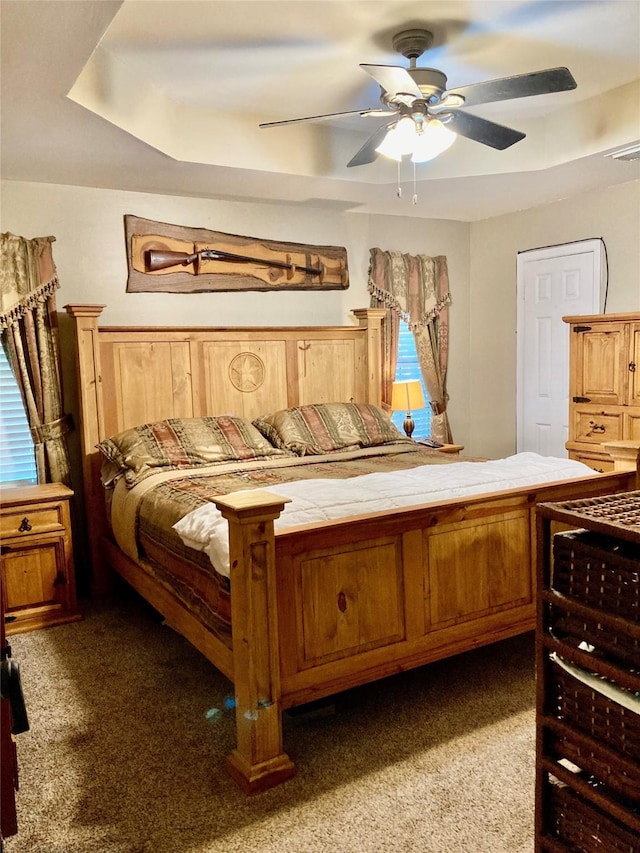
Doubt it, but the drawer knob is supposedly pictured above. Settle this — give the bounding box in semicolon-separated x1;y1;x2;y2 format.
18;517;32;533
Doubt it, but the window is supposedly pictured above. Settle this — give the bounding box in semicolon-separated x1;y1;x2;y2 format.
391;320;431;439
0;346;37;486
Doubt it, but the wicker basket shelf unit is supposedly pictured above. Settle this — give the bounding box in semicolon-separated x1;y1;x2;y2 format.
535;492;640;853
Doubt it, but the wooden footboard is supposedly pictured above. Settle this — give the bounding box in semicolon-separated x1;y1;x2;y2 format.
216;470;635;793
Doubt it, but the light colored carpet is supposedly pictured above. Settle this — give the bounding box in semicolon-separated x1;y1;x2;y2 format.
4;589;535;853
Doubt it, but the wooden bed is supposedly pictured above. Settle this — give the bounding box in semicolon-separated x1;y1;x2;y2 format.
65;304;636;794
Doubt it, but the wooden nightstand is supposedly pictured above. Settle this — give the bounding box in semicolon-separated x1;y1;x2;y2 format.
437;444;464;455
0;483;80;635
415;440;464;455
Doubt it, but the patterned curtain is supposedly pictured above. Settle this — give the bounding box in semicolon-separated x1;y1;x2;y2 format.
0;233;73;485
368;247;453;443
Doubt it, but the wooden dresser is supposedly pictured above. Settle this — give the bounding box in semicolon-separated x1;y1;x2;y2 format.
0;483;80;634
564;313;640;471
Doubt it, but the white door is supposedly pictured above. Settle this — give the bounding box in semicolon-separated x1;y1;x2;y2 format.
517;240;603;457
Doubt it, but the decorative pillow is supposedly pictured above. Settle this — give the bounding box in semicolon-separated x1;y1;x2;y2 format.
97;416;288;486
252;402;409;456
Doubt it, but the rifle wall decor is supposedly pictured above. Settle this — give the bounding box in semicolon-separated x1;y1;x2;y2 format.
125;215;349;293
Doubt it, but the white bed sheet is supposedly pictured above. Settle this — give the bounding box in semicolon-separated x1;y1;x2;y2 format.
173;452;596;578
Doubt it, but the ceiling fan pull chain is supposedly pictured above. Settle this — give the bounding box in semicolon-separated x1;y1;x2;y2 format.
397;160;402;197
413;161;418;205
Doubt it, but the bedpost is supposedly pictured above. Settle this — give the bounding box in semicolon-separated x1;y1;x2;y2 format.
601;440;640;476
352;307;386;406
64;304;111;594
213;490;296;794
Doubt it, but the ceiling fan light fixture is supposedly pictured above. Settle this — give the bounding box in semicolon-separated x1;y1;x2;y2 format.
395;117;418;150
411;120;457;163
375;116;417;161
374;127;403;161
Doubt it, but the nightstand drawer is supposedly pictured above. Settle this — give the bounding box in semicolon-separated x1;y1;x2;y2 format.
0;505;66;538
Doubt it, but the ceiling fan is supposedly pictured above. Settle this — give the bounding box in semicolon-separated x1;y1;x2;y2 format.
259;28;577;167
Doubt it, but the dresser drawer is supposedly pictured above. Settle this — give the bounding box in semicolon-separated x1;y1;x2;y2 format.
0;504;66;539
572;407;623;444
567;449;614;473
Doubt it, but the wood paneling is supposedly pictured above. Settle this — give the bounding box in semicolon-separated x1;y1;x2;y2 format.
428;512;531;627
298;539;404;666
199;340;289;417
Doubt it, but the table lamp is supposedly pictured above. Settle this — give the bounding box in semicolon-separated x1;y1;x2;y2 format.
391;380;425;439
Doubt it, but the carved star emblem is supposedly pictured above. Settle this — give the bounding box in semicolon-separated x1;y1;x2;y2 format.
230;353;264;392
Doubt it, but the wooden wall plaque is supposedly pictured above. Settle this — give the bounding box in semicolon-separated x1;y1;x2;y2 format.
125;215;349;293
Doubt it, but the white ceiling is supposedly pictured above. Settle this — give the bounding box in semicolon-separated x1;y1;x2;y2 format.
2;0;640;221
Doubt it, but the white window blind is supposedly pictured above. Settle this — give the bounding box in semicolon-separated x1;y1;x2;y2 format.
391;320;431;439
0;346;37;486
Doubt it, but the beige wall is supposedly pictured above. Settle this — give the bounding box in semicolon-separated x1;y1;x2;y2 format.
0;181;471;326
0;181;471;460
469;179;640;459
2;178;638;462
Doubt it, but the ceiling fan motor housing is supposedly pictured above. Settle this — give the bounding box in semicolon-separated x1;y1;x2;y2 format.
409;68;448;102
380;67;448;110
385;30;448;106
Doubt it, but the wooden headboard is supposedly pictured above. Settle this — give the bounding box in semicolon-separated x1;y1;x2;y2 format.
65;304;387;591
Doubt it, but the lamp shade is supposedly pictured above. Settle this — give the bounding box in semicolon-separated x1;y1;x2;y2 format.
391;380;425;413
375;117;418;161
411;120;457;163
374;128;404;162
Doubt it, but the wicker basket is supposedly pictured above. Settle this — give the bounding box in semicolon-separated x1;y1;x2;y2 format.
549;733;640;804
553;530;640;620
552;531;640;667
547;659;640;802
545;781;640;852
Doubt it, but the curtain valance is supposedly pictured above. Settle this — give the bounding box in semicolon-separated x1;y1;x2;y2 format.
367;248;451;328
0;233;59;329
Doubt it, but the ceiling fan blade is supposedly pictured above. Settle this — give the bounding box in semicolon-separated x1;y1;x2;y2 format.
259;108;394;128
347;122;395;168
360;64;423;101
445;111;525;150
446;67;577;109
